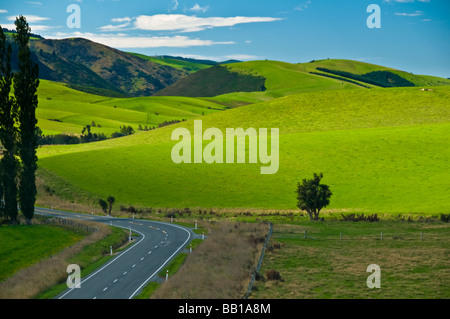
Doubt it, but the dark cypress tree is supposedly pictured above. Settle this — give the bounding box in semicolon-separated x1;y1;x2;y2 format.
0;160;3;221
0;27;19;224
13;16;40;224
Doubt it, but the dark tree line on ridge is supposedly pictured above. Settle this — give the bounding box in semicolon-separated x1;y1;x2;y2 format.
0;16;39;225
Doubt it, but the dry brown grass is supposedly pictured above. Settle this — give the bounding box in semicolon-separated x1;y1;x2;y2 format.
152;221;269;299
0;219;111;299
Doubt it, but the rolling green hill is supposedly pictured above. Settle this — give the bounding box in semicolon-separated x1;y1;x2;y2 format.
301;59;450;87
37;83;450;214
127;53;213;73
154;65;267;97
127;53;241;74
157;59;450;106
36;79;227;137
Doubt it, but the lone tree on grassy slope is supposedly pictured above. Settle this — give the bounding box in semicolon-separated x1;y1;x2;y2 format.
14;16;40;225
296;173;332;221
107;196;115;215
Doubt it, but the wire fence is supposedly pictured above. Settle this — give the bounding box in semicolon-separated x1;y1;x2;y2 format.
41;216;100;233
243;222;273;299
282;229;450;242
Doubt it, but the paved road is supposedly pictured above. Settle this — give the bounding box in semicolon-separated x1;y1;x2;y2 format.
35;207;196;299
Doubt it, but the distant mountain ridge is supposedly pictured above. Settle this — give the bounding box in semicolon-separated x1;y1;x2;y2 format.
31;37;190;97
3;31;189;97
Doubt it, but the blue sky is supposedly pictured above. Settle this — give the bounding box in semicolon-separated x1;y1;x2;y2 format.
0;0;449;78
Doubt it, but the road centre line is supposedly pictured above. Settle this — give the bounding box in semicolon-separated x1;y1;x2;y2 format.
128;222;192;299
57;222;146;299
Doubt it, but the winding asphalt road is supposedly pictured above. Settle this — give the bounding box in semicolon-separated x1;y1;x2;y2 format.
35;207;197;299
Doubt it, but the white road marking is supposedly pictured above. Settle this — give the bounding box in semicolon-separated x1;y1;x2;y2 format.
57;222;146;299
113;279;118;283
128;222;192;299
123;271;127;275
35;209;192;300
132;264;136;268
140;257;144;261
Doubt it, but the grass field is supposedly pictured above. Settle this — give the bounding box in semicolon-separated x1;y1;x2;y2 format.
0;224;84;282
0;218;130;299
250;221;450;299
36;80;226;137
36;85;450;214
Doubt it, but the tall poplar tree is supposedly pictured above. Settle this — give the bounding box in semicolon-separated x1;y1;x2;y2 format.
0;27;19;224
13;16;39;224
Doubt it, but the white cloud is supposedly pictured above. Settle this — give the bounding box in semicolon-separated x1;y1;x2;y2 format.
168;53;261;61
26;2;43;5
111;17;132;23
47;32;234;48
99;23;131;32
0;9;8;14
190;4;209;13
7;15;50;22
395;11;423;16
294;0;311;12
1;23;59;32
134;14;282;33
99;17;132;31
224;54;261;61
171;0;179;11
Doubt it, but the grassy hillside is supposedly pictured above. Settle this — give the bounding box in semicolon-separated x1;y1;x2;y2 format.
36;79;227;137
159;59;450;107
304;59;450;86
127;53;213;73
158;60;366;103
37;85;450;214
154;65;267;97
0;224;83;282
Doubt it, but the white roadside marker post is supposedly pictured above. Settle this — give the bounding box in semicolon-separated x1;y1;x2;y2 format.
190;243;192;253
110;246;112;256
202;232;205;240
195;221;197;229
165;270;169;282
